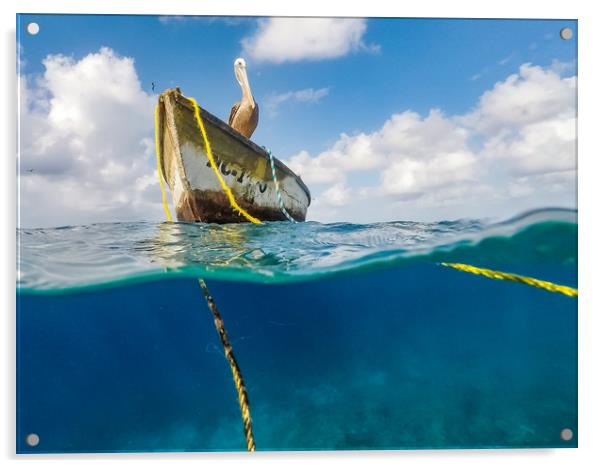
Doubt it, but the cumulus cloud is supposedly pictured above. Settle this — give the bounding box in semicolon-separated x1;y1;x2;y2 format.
18;50;576;226
460;63;576;135
287;109;478;198
18;47;163;228
242;18;379;64
286;63;576;222
480;117;576;175
287;130;383;185
320;183;352;207
462;63;576;177
265;87;330;116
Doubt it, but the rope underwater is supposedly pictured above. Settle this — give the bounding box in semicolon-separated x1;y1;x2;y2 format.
197;279;256;451
440;262;578;298
154;101;256;452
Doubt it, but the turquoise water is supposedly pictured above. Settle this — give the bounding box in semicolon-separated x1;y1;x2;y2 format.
18;208;576;292
17;208;577;452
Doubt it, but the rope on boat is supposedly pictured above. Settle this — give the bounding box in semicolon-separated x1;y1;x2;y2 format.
154;99;257;451
154;104;173;222
440;263;578;298
187;96;262;225
264;147;298;223
197;279;256;451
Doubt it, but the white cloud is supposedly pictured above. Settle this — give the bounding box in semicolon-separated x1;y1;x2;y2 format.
460;63;575;134
286;130;383;185
463;63;576;177
480;117;576;175
18;47;163;228
241;18;379;64
321;183;352;207
288;63;576;223
550;59;576;75
265;87;330;116
286;109;478;197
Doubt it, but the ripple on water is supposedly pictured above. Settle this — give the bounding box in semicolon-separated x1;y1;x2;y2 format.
17;208;577;293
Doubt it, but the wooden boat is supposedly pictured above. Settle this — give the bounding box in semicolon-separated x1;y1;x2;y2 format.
156;88;311;223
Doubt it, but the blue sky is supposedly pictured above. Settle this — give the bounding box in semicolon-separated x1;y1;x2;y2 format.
17;15;577;226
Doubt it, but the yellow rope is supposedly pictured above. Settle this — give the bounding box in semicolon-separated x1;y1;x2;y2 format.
187;96;262;225
154;104;173;221
440;263;578;298
154;97;256;451
157;90;577;454
198;279;256;451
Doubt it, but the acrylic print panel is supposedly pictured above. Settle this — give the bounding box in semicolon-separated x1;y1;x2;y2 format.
16;14;577;453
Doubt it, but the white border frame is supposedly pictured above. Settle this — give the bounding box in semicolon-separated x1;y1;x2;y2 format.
3;1;600;467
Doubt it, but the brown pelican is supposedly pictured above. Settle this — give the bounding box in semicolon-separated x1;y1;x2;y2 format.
228;58;259;139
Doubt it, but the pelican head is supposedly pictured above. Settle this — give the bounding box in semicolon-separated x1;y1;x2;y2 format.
234;57;247;69
234;57;248;85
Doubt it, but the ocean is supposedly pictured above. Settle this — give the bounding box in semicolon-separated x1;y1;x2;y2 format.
16;208;578;452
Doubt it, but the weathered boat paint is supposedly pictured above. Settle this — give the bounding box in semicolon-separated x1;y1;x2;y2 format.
157;88;311;223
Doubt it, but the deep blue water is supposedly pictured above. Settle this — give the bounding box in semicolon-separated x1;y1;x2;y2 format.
16;209;578;452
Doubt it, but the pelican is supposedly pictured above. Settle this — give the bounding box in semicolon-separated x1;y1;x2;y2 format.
229;58;259;139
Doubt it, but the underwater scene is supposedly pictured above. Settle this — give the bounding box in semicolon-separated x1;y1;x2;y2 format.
17;208;577;452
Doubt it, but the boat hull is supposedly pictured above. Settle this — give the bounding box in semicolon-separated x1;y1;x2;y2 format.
157;88;311;223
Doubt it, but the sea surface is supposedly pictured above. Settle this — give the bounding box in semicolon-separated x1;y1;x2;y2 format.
16;208;578;452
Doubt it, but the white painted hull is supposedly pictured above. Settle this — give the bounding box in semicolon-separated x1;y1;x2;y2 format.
156;88;311;223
